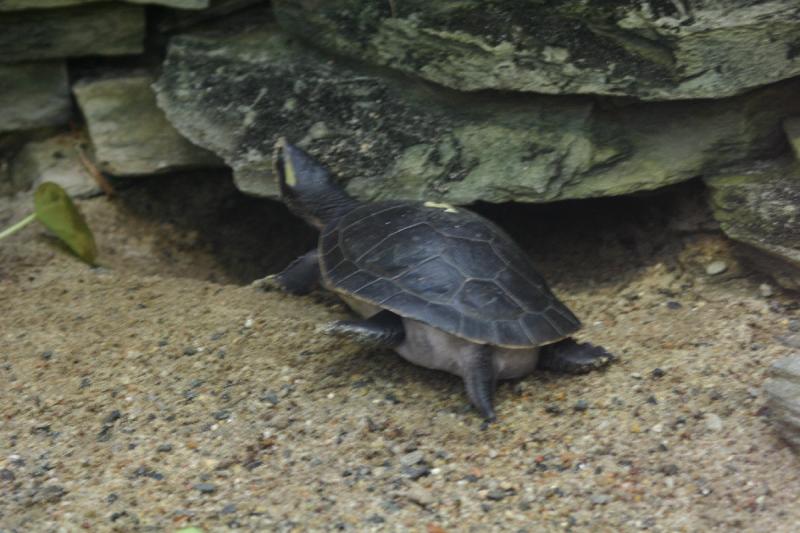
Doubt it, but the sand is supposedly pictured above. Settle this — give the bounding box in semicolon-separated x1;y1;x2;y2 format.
1;177;798;532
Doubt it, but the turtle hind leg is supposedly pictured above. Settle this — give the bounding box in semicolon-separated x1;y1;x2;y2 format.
252;249;319;295
324;310;405;348
537;339;615;374
462;345;497;423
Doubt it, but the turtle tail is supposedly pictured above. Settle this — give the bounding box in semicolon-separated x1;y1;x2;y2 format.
462;345;497;422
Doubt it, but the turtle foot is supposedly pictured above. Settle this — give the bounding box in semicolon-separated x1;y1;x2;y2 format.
322;310;405;348
254;249;320;295
251;274;285;292
538;339;615;374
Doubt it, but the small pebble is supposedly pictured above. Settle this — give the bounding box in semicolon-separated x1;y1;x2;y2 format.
544;404;562;415
220;503;236;515
661;464;679;476
666;301;682;310
404;486;434;507
590;494;611;505
402;464;430;480
759;283;774;297
705;413;723;432
706;261;727;276
651;368;666;379
103;410;122;424
156;443;173;453
183;347;198;356
213;411;231;421
399;450;424;467
574;400;589;412
260;391;280;405
195;483;217;494
41;350;53;361
486;489;508;501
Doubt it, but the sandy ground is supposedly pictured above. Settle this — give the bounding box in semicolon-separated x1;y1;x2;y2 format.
0;177;798;532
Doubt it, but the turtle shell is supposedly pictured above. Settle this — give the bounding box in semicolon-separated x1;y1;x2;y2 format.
319;201;580;348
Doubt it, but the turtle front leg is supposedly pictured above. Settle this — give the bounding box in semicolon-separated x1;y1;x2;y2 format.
537;338;615;374
252;249;320;295
462;345;498;423
324;310;405;347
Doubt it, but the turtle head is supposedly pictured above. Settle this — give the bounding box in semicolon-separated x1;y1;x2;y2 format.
274;138;358;229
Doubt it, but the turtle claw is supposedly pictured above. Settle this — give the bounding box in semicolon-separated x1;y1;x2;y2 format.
322;311;405;348
538;339;615;374
251;274;285;292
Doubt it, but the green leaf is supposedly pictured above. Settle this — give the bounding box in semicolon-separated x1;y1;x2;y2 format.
34;182;97;265
175;528;204;533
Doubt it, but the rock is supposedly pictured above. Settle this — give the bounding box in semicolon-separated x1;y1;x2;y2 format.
705;261;728;276
485;489;508;501
704;413;723;432
763;355;800;451
154;13;800;203
0;3;144;61
10;132;100;197
74;73;222;176
759;283;775;298
706;159;800;290
31;485;67;504
194;482;217;494
399;450;424;467
403;486;434;507
128;0;208;7
273;0;800;101
154;0;261;33
0;0;208;9
0;62;70;133
785;118;800;161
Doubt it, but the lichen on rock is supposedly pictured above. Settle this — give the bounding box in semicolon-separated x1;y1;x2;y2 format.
154;11;800;204
273;0;800;101
0;3;145;61
705;159;800;290
0;62;70;133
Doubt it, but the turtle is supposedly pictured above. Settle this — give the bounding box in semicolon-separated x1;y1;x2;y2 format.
260;138;614;421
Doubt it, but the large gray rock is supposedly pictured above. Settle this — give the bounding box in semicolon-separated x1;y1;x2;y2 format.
0;3;144;61
0;0;208;9
764;355;800;451
154;16;800;203
273;0;800;101
74;74;223;176
10;132;100;197
705;159;800;291
0;62;71;133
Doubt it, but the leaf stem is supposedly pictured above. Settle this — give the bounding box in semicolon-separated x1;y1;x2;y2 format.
0;212;37;240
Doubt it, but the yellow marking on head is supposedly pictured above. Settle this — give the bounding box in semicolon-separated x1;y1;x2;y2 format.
284;159;297;187
424;201;458;213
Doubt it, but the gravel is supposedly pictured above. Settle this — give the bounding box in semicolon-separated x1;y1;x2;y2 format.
1;190;799;531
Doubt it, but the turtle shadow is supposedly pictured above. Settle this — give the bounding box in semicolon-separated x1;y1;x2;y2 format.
471;179;714;292
310;341;603;423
